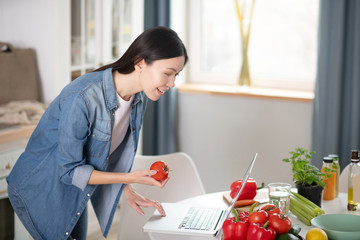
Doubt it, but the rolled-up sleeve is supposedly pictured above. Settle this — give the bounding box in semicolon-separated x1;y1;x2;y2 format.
72;164;94;190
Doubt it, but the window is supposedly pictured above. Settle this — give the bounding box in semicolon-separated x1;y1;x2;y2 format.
70;0;144;80
187;0;319;92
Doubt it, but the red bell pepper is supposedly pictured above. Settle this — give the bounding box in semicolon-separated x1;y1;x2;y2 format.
246;221;276;240
230;178;257;200
222;209;249;240
238;210;249;221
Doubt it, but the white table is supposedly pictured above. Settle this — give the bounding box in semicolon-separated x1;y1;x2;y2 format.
288;191;359;236
147;189;356;240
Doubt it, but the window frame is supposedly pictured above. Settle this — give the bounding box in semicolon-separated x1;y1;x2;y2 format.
185;0;318;92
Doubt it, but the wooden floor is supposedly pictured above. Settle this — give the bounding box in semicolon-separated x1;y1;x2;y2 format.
87;226;117;240
87;203;119;240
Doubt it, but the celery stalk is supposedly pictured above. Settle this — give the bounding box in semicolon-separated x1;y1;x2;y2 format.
290;192;325;214
290;194;318;217
290;198;316;218
289;191;325;226
289;205;311;226
290;199;314;222
290;192;325;215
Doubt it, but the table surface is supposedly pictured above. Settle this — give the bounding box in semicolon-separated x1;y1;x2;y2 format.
147;188;359;240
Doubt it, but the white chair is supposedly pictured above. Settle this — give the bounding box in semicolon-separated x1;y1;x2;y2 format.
117;152;206;240
339;164;350;193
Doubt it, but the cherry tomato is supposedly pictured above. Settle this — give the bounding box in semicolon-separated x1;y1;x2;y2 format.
150;161;169;181
248;210;269;225
268;213;292;234
261;204;282;216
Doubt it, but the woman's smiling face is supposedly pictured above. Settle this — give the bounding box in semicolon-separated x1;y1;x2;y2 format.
138;56;185;101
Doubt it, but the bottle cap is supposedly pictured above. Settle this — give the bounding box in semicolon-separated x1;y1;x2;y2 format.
351;150;359;161
323;157;333;163
328;154;339;162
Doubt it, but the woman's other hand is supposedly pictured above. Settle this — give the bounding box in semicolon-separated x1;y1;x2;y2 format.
123;184;166;216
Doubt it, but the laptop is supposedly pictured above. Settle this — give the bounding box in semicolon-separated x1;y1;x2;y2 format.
143;153;258;238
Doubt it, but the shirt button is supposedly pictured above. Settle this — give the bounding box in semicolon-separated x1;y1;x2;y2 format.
77;212;81;215
65;232;69;236
112;113;115;116
87;193;90;197
132;128;135;131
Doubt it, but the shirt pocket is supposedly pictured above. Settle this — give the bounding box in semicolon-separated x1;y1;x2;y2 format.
85;126;111;158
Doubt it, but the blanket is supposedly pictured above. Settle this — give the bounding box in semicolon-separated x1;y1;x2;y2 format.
0;100;47;125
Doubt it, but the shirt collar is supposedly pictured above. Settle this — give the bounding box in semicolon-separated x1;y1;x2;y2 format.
103;68;144;110
132;91;144;105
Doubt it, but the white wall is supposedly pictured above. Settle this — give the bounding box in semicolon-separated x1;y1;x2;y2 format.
0;0;70;104
178;92;313;193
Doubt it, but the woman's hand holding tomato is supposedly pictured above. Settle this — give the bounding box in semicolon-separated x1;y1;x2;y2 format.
128;169;169;188
126;160;170;188
124;161;171;217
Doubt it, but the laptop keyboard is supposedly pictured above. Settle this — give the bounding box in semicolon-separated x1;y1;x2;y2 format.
178;207;223;231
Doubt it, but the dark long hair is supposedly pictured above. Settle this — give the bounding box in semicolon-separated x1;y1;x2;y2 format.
95;26;188;73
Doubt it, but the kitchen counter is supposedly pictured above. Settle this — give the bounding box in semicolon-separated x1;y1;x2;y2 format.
0;124;36;145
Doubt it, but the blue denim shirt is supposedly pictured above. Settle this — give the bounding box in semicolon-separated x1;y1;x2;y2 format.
7;68;147;239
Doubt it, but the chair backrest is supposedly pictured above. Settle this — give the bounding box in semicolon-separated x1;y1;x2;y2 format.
117;152;206;240
339;164;350;193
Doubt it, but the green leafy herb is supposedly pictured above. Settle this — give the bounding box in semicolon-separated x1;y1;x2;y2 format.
282;147;336;187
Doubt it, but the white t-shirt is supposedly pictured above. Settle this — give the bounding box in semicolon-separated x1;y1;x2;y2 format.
109;93;134;154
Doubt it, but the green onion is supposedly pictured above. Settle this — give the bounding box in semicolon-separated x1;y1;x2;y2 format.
289;191;325;225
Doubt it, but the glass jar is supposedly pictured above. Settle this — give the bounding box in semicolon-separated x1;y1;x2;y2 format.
321;156;336;200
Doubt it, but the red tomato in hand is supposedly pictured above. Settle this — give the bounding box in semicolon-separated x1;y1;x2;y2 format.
248;210;269;225
261;204;282;216
150;161;169;181
268;213;292;234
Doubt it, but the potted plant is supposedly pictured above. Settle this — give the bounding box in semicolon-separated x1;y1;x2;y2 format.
282;147;335;207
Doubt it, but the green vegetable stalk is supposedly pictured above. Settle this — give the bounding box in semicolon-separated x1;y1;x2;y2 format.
289;191;325;225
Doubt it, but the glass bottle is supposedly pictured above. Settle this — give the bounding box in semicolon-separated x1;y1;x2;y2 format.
348;150;360;211
328;154;340;197
321;156;336;200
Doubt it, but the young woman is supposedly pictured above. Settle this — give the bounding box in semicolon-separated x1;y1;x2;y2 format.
7;26;188;240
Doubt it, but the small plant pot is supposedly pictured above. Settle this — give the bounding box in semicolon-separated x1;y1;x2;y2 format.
295;183;324;207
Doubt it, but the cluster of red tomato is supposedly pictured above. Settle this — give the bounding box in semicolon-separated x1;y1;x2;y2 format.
222;203;292;240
